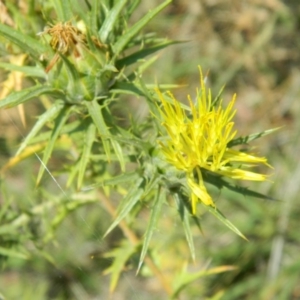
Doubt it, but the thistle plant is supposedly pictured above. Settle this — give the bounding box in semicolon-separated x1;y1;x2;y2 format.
0;0;277;298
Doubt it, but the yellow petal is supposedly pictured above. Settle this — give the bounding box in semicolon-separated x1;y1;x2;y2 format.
187;171;215;208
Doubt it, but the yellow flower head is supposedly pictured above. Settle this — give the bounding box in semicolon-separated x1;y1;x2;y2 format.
156;67;270;213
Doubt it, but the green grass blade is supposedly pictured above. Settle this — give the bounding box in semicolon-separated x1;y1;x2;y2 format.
0;85;64;109
16;102;64;156
85;100;111;161
137;187;165;274
174;193;195;262
77;122;96;189
98;0;128;43
0;23;47;60
112;0;172;59
36;105;72;185
103;178;144;237
206;206;247;240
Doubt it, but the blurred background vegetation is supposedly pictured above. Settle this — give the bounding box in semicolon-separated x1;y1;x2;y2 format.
1;0;300;299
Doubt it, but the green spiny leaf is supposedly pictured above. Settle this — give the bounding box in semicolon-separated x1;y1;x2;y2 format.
89;0;99;34
81;171;139;191
127;0;142;18
0;62;45;78
67;159;81;188
0;246;30;260
206;206;247;240
0;196;12;222
69;0;89;24
228;127;281;147
211;85;225;108
111;0;172;59
28;120;83;145
137;186;165;273
202;171;276;202
142;174;162;198
77;122;96;189
16;102;64;156
0;85;64;109
35;249;57;267
58;54;83;100
135;55;159;76
103;178;144;237
51;0;73;22
98;0;128;43
104;240;136;292
110;81;145;96
172;265;236;299
137;78;170;129
36;105;72;184
110;139;125;172
0;23;47;60
85;99;111;161
116;40;181;69
174;193;195;262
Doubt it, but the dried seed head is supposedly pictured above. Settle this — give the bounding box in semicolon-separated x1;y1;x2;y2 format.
42;21;86;55
38;21;87;72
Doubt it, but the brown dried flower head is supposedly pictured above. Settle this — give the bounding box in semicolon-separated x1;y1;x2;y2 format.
39;21;86;72
44;21;85;54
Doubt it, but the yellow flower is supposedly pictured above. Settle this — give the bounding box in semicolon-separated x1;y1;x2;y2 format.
156;67;270;214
